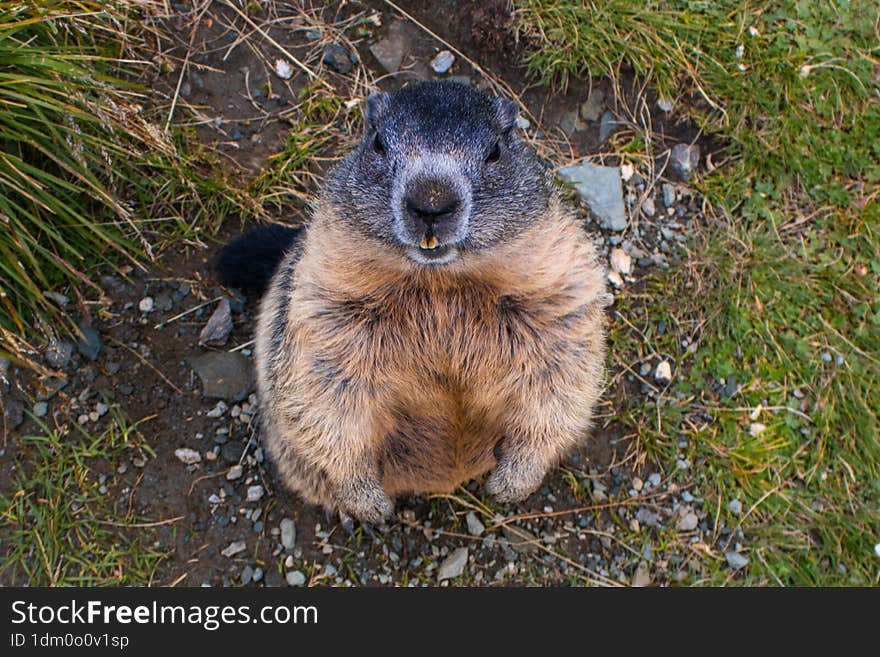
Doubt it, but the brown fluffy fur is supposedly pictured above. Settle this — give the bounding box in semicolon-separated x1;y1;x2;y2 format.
255;196;607;522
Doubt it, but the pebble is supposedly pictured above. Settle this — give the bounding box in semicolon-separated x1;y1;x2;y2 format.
580;88;605;122
654;361;673;384
669;143;700;180
728;499;743;515
240;565;254;585
221;541;246;557
725;551;749;570
514;116;530;130
46;341;74;369
95;402;108;417
252;567;264;582
274;58;293;80
76;324;102;361
174;448;201;464
281;518;296;551
246;485;264;502
226;465;243;480
656;98;674;112
641;197;656;216
286;570;306;586
437;547;468;581
609;248;632;275
648;473;661;487
677;512;698;531
206;400;228;418
430;50;455;74
631;561;651;587
322;43;352;74
32;401;49;418
222;441;245;464
598;110;618;142
138;296;154;313
749;422;766;436
607;271;624;288
632;477;643;492
661;183;676;207
4;400;24;429
874;543;880;558
557;164;627;232
189;352;254;401
199;298;233;347
465;512;485;537
369;20;411;73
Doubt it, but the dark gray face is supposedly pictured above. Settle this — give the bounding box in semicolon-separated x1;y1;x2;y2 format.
327;81;549;266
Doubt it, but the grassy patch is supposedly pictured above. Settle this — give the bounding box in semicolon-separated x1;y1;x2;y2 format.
516;0;879;584
0;410;166;586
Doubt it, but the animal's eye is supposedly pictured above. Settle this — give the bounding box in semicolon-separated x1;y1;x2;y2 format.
486;141;501;163
373;132;386;155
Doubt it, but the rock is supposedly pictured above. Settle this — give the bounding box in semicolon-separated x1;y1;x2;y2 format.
4;399;24;429
246;485;263;502
749;422;766;436
76;324;102;361
286;570;306;586
632;561;651;587
46;341;74;369
514;115;530;130
322;43;352;74
558;109;585;136
221;540;247;558
874;543;880;558
174;448;201;464
598;110;618;142
654;361;673;384
430;50;454;74
609;248;632;276
669;143;700;180
138;296;154;313
502;524;539;553
252;567;264;582
641;197;656;216
274;58;293;80
32;401;49;418
437;547;468;580
632;476;644;492
557;164;627;232
648;473;662;487
199;298;233;347
725;551;749;570
721;375;738;398
155;293;173;311
222;441;245;464
728;499;743;515
607;271;624;288
240;565;254;585
226;465;243;480
465;512;485;537
677;512;698;531
189;352;254;401
661;183;676;207
369;20;412;73
656;98;674;113
206;400;228;418
448;75;472;86
635;507;660;527
580;89;606;122
43;290;69;306
281;518;296;551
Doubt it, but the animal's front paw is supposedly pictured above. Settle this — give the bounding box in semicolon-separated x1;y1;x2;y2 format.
485;457;546;504
335;476;394;524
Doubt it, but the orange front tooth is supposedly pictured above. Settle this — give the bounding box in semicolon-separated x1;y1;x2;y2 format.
425;236;438;249
420;236;429;249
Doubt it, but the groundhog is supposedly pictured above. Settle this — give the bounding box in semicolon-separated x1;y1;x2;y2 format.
217;81;608;523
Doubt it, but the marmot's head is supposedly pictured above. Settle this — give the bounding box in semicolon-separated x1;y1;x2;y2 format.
327;81;549;266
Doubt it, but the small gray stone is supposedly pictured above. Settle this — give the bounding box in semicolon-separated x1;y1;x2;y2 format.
46;341;74;369
286;570;306;586
155;293;173;312
662;183;676;207
437;547;468;580
514;115;530;130
226;464;243;481
240;565;254;585
599;110;618;142
725;551;749;570
189;352;254;401
557;164;627;232
654;361;673;384
656;97;674;113
4;399;24;429
369;20;412;73
32;401;49;418
138;296;154;313
252;567;264;582
502;524;539;553
677;512;699;531
222;441;245;464
430;50;455;74
280;518;296;551
669;143;700;180
221;540;247;558
641;197;656;217
76;324;102;361
648;473;662;487
728;499;743;515
558;109;585;136
580;89;605;122
447;75;472;86
199;298;233;347
465;512;485;537
635;507;660;527
246;485;263;502
323;43;352;74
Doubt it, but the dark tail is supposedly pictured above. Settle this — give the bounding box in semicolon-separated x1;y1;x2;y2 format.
215;224;304;291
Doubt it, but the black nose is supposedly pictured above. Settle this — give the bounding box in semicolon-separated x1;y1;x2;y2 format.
404;179;460;224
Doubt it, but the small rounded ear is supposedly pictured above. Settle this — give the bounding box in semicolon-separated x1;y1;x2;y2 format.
493;97;518;133
365;91;390;129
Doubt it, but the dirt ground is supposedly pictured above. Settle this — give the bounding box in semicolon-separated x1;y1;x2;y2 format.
1;0;721;587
